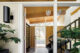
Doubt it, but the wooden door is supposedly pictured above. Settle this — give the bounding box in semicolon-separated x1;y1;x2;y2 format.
30;26;35;48
46;26;53;45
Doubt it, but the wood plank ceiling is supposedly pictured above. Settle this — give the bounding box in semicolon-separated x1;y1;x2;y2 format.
25;7;69;24
0;0;76;1
25;7;53;24
25;7;53;18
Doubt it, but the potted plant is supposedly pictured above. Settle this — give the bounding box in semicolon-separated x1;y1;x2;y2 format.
60;29;72;38
0;24;20;53
70;28;80;53
60;28;80;53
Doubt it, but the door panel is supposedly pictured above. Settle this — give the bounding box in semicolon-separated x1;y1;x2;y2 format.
46;26;53;45
30;26;35;48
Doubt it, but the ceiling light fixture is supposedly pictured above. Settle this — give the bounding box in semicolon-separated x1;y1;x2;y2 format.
46;9;51;16
58;9;62;15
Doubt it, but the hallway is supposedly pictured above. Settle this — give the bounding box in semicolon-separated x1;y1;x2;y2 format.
28;48;48;53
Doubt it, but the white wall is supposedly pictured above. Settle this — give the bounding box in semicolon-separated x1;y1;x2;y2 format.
0;3;22;53
64;11;71;26
71;10;80;22
65;6;80;26
77;0;80;1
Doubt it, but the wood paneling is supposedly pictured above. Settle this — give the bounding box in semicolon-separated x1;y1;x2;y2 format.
0;0;10;1
57;26;64;37
25;7;69;24
46;26;64;45
30;26;35;48
25;7;53;18
26;24;30;49
46;26;53;45
58;7;69;10
25;7;69;18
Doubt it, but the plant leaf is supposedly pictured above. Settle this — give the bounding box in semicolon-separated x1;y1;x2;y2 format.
9;37;20;43
73;42;80;47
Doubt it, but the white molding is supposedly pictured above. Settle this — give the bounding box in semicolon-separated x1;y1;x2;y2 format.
17;2;54;53
22;2;55;53
18;4;24;53
53;2;57;53
58;2;80;6
23;2;53;7
57;1;80;3
0;2;53;7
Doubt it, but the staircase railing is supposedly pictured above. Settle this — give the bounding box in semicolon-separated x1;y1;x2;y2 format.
71;7;80;16
49;17;80;40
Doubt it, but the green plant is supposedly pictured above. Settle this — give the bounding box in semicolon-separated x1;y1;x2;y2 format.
60;28;80;53
72;28;80;39
70;47;79;53
0;24;20;50
60;29;72;38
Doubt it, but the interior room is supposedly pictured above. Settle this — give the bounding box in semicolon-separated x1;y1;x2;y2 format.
25;6;75;53
25;7;53;53
25;6;80;53
0;1;80;53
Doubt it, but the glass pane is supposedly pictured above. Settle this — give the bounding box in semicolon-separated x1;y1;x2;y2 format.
25;7;53;53
57;5;80;53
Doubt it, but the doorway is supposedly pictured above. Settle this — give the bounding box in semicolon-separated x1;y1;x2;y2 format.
35;26;46;47
18;2;80;53
24;6;53;53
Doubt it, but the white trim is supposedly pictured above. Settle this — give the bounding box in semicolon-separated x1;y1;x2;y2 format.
53;2;57;53
58;3;80;6
29;22;54;26
23;2;53;7
17;2;54;53
0;2;53;7
18;4;24;53
18;2;54;53
57;1;80;3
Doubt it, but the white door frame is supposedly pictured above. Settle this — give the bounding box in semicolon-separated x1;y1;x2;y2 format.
18;2;80;53
18;2;56;53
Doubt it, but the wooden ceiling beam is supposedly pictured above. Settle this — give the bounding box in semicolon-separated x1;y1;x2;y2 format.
28;16;53;24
